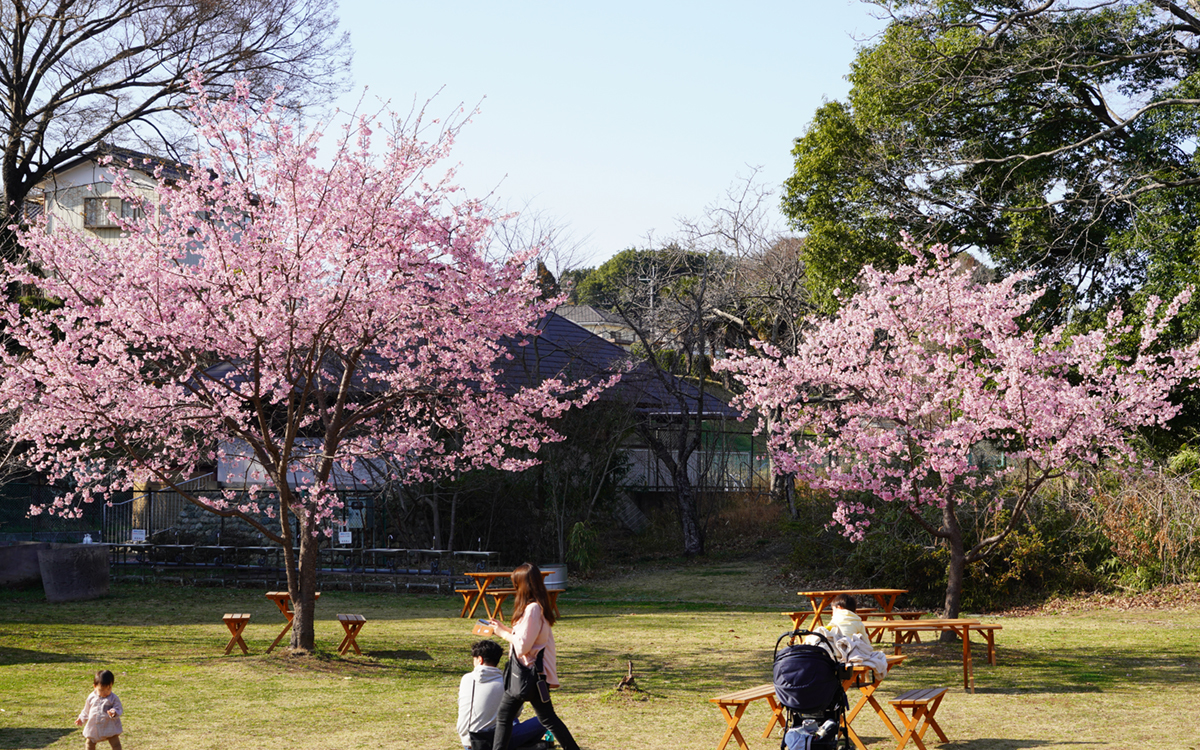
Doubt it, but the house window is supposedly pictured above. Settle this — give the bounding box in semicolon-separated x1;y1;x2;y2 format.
83;197;143;228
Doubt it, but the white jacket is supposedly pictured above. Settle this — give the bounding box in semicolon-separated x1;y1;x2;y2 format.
456;665;504;745
829;607;869;641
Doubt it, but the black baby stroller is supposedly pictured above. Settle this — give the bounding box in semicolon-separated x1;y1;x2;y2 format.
772;629;852;750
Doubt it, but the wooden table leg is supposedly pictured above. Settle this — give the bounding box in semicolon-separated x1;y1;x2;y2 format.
845;680;902;747
808;594;834;629
714;703;751;750
873;593;900;618
842;683;873;750
788;611;813;631
862;683;903;742
957;625;973;693
466;584;489;619
761;694;785;739
267;614;293;654
983;628;997;665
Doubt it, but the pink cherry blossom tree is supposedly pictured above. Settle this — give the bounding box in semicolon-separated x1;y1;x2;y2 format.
1;80;610;650
717;242;1200;619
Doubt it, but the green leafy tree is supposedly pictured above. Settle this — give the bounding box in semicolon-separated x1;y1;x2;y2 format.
784;0;1200;319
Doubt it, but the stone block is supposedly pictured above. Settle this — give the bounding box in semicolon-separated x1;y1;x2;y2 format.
0;542;51;587
37;545;110;602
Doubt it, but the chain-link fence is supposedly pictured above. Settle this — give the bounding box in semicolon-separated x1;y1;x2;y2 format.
0;483;108;542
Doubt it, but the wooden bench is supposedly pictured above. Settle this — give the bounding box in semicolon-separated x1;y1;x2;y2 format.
336;614;366;655
456;588;480;618
708;683;785;750
862;611;933;643
870;623;1002;664
973;624;1001;665
785;609;923;634
889;687;949;750
222;613;251;655
863;610;929;620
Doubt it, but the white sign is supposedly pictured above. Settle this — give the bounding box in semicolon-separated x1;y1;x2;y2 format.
338;531;353;546
131;529;147;542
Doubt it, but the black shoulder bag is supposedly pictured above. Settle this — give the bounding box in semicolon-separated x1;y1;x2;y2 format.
503;646;550;702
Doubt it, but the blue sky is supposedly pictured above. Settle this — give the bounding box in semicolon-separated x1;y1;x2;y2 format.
334;1;888;268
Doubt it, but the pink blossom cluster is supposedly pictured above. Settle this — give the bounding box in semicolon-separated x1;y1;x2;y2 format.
2;78;612;531
716;241;1200;541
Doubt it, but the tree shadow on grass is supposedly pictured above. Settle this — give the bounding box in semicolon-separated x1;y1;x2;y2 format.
0;646;89;666
0;727;77;749
366;649;432;660
885;640;1199;694
935;740;1102;749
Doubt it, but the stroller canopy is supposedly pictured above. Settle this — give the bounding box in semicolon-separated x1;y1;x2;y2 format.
772;630;845;714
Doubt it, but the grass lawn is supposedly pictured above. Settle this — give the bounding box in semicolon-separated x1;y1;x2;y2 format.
2;563;1199;750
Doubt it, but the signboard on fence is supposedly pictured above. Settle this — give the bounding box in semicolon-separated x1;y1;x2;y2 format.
338;531;352;546
131;529;146;542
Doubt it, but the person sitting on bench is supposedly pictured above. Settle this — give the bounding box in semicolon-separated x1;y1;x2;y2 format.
827;594;869;641
457;640;546;750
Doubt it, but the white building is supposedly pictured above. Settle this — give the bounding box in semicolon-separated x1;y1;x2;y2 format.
26;145;187;241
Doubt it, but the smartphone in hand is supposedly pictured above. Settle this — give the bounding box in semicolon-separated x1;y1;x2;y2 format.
472;619;494;636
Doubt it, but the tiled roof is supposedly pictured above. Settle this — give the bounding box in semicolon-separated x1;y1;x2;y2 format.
203;311;738;419
555;304;628;326
501;312;739;418
50;144;192;183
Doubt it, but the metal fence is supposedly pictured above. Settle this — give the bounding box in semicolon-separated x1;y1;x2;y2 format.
101;474;216;543
0;482;107;542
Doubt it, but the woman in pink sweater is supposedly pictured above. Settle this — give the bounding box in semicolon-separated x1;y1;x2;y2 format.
487;563;580;750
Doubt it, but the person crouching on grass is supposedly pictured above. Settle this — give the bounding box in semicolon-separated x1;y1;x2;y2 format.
458;639;547;750
76;669;123;750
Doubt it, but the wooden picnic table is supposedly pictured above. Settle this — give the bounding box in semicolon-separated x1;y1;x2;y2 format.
709;654;906;750
842;653;907;750
264;590;321;653
795;589;909;629
458;570;550;619
864;618;1001;693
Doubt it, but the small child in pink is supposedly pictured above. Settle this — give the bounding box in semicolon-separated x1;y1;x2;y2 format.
75;669;123;750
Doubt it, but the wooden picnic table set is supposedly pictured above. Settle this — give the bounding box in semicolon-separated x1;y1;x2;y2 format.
712;587;1003;750
220;591;367;657
455;570;564;620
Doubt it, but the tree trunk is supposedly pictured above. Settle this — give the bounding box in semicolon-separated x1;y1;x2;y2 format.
941;503;965;641
289;518;321;651
770;472;796;517
766;408;796;517
673;469;705;556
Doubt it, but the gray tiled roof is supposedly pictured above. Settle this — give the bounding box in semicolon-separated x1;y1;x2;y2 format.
555;304;628;326
501;312;739;418
202;311;738;419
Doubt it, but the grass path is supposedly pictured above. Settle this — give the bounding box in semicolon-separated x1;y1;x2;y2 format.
2;568;1199;749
